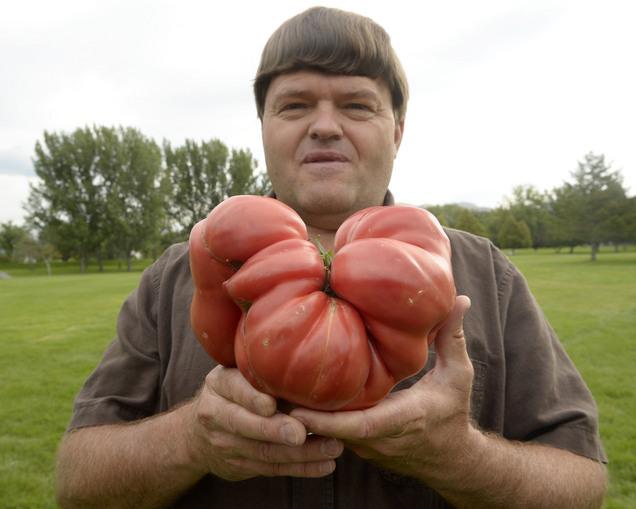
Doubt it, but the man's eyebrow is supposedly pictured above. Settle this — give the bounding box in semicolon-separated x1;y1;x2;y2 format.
271;87;381;101
339;88;381;101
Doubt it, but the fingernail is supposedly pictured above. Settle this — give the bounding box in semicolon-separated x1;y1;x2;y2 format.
320;460;336;474
321;438;342;457
281;423;301;446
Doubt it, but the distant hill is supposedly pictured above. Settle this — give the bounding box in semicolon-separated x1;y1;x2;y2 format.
418;202;492;212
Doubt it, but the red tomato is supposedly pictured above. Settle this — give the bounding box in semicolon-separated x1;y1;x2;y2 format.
189;196;455;410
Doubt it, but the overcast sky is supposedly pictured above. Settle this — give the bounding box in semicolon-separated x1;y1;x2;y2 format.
1;0;635;224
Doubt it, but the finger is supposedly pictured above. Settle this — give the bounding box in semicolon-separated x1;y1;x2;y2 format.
205;396;308;446
205;366;277;417
227;457;337;478
433;295;471;368
232;434;343;464
291;393;417;441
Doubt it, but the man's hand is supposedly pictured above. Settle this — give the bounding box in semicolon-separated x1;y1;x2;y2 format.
290;295;476;480
186;366;344;481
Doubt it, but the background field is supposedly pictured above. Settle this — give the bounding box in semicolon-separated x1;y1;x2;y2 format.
0;248;634;508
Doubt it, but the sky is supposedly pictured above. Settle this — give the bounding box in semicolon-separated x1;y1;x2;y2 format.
1;0;635;224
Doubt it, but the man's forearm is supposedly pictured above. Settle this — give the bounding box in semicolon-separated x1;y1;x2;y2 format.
56;402;203;509
426;429;607;509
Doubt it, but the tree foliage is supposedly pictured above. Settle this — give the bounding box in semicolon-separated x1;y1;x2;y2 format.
0;222;28;259
27;127;105;271
24;127;270;271
550;152;629;260
504;185;556;249
496;213;532;253
99;127;165;270
164;139;270;237
13;234;58;276
426;204;489;237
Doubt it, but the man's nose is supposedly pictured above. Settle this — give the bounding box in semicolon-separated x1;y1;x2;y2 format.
308;104;343;141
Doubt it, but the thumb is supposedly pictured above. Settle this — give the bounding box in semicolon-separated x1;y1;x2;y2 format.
434;295;471;368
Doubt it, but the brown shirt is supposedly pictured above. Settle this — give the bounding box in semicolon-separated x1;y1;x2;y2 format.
69;228;606;508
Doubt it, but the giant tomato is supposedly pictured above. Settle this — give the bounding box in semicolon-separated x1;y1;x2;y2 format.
189;196;455;410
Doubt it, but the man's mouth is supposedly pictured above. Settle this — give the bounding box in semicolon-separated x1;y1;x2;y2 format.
302;151;349;164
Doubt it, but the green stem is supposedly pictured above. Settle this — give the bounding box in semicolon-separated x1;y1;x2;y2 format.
313;236;337;296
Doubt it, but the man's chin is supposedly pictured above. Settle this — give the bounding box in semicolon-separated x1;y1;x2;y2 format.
298;193;355;216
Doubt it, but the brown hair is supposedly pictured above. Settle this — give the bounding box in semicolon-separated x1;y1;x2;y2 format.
254;6;409;121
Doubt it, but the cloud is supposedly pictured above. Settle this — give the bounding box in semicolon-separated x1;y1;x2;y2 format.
0;147;33;176
0;174;34;224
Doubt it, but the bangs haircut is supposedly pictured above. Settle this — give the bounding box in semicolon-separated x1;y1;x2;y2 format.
254;7;408;121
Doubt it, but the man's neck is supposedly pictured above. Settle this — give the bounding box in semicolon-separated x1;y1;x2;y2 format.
306;225;336;252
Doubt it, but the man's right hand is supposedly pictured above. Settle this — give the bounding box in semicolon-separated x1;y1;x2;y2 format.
186;366;343;480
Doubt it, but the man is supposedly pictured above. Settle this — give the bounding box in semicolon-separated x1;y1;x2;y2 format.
56;7;607;508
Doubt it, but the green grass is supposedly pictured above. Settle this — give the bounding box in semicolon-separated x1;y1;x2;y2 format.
0;257;155;278
0;248;634;507
0;271;146;508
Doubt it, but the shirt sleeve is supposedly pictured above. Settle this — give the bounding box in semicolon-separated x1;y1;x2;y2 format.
498;262;607;463
67;260;162;430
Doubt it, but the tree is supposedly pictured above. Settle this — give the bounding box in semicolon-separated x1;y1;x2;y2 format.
164;139;270;237
226;148;270;197
425;204;484;233
164;139;229;237
504;185;556;249
551;152;628;261
0;221;28;259
496;213;532;254
13;234;58;276
98;127;165;271
26;126;165;271
26;127;105;272
452;208;490;237
625;197;636;244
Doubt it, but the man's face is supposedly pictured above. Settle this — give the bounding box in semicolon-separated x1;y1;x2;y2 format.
261;70;404;229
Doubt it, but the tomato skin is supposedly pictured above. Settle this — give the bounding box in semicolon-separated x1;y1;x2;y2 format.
331;237;455;379
189;220;241;366
334;205;451;259
203;195;307;263
223;238;325;304
235;288;372;411
188;197;308;365
189;195;455;410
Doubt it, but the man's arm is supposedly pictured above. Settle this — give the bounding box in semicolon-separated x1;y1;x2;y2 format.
291;296;607;509
56;368;344;509
434;429;607;509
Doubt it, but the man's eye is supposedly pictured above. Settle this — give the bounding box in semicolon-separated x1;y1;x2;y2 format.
280;103;306;111
346;103;372;111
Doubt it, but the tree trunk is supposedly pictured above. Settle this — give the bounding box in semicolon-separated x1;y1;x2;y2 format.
591;242;599;261
127;253;132;272
80;256;87;273
45;259;52;277
98;255;104;272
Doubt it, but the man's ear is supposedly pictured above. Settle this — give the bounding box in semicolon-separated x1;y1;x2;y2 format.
394;118;405;157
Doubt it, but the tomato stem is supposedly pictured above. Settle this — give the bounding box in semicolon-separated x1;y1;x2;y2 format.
313;236;337;296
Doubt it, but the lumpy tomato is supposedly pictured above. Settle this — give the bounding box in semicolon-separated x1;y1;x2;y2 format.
189;195;455;410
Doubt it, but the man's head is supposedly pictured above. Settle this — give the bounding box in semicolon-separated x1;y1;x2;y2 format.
254;6;408;123
255;7;408;230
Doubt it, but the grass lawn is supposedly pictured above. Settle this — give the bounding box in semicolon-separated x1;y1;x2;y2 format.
0;247;634;507
0;270;146;508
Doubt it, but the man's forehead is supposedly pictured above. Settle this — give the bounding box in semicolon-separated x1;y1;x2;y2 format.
266;71;389;100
